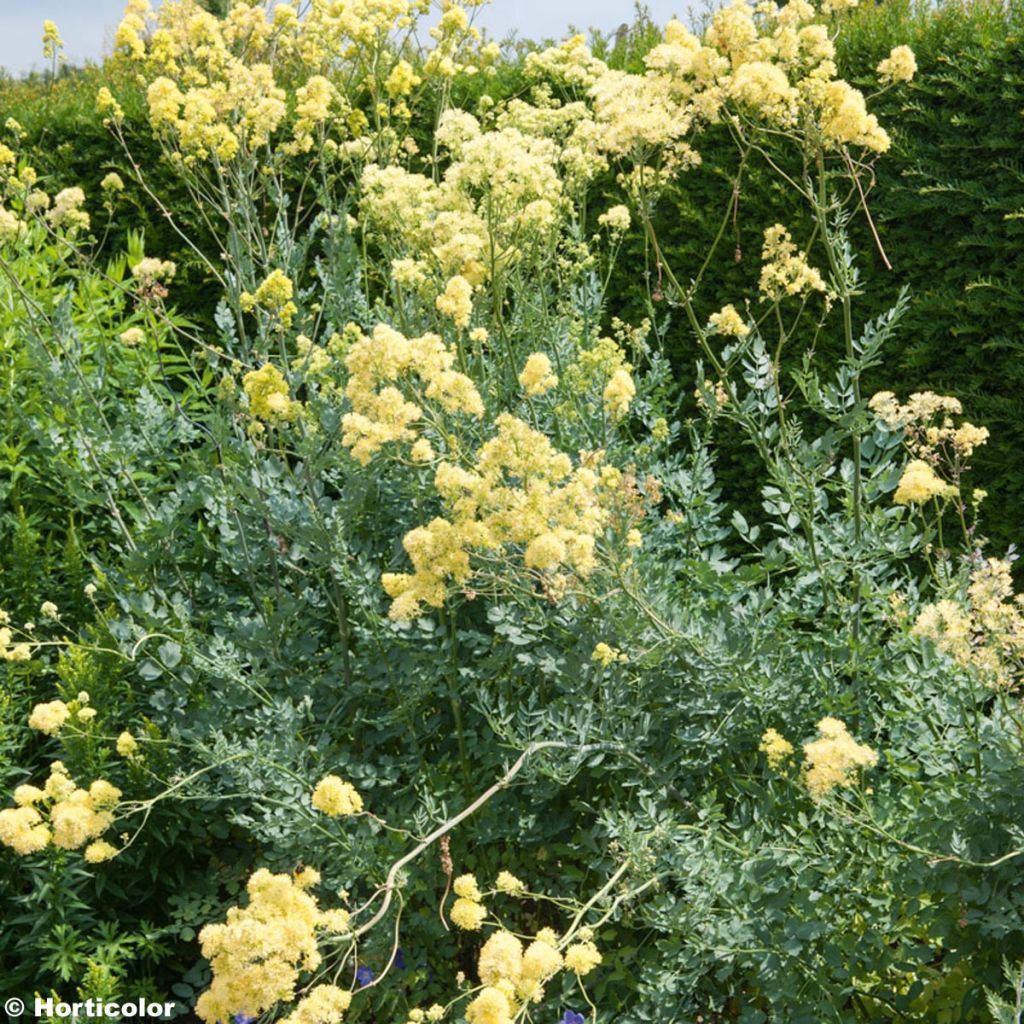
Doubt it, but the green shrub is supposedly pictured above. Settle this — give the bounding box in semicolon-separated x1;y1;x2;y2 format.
1;2;1023;1022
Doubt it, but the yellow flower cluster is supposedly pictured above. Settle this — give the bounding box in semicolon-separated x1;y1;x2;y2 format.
196;867;353;1024
359;114;566;290
404;1007;446;1024
289;75;336;154
695;378;731;410
48;186;90;231
603;368;637;421
801;717;877;801
241;269;297;329
117;731;140;757
518;353;559;397
709;303;750;337
893;459;956;505
292;334;334;379
423;2;479;81
27;690;96;735
445;125;564;235
279;986;353;1024
0;609;30;662
360;165;476;279
598;205;631;232
435;274;474;329
815;78;890;152
147;66;284;163
592;642;628;666
758;224;826;300
870;390;960;429
471;927;563;1015
912;598;970;663
877;45;918;85
870;390;988;506
730;60;799;125
451;872;488;931
42;19;65;60
114;1;320;163
0;143;42;243
342;323;483;466
912;557;1024;689
759;727;794;769
0;761;120;859
558;336;635;419
589;69;699;167
495;870;526;895
243;363;299;425
564;940;603;975
113;0;148;59
386;58;422;98
524;33;609;90
132;257;177;291
114;0;474;163
311;775;364;817
196;863;604;1024
28;699;70;735
456;881;603;1024
382;416;616;619
464;987;511;1024
96;86;125;122
495;95;607;190
869;391;989;459
531;0;912;179
0;206;24;245
295;323;626;613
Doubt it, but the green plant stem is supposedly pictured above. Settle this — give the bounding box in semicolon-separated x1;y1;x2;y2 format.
815;150;863;654
447;607;471;789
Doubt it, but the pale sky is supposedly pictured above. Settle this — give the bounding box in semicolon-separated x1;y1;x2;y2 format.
0;0;690;76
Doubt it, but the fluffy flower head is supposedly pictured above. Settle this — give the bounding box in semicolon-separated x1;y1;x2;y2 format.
311;775;364;817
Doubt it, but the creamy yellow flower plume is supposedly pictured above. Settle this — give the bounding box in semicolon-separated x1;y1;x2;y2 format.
893;459;955;505
802;717;877;800
311;775;363;816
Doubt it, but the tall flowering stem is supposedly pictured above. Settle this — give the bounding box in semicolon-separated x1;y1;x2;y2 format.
814;153;864;649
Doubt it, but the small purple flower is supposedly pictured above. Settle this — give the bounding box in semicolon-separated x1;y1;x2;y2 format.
561;1012;586;1024
395;947;406;970
356;965;375;987
233;1014;256;1024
